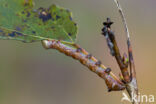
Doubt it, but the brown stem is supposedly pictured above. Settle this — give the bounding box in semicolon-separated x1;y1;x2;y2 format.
114;0;139;102
127;39;136;79
126;39;139;104
42;40;125;92
102;17;139;104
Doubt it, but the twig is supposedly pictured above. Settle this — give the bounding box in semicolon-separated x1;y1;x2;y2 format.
42;40;125;92
127;38;139;104
112;0;137;80
103;0;139;103
102;18;139;104
113;0;130;39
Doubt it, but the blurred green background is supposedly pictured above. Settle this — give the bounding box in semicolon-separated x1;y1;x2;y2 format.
0;0;156;104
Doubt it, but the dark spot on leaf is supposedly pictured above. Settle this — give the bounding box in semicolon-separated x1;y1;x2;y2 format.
8;32;16;37
32;31;36;34
68;33;72;36
39;12;52;22
21;11;25;14
16;32;23;36
27;12;31;17
74;23;77;26
22;19;27;22
56;15;60;20
0;30;3;32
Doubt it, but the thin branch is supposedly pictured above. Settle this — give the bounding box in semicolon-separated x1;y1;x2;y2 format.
102;18;139;103
113;0;130;39
127;38;139;104
110;0;139;103
42;40;125;92
113;0;138;91
113;0;136;80
127;39;136;79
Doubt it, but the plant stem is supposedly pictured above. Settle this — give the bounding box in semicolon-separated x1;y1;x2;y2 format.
111;0;139;103
102;17;139;104
113;0;130;39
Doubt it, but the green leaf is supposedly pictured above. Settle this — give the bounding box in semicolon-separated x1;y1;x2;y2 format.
0;0;77;43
